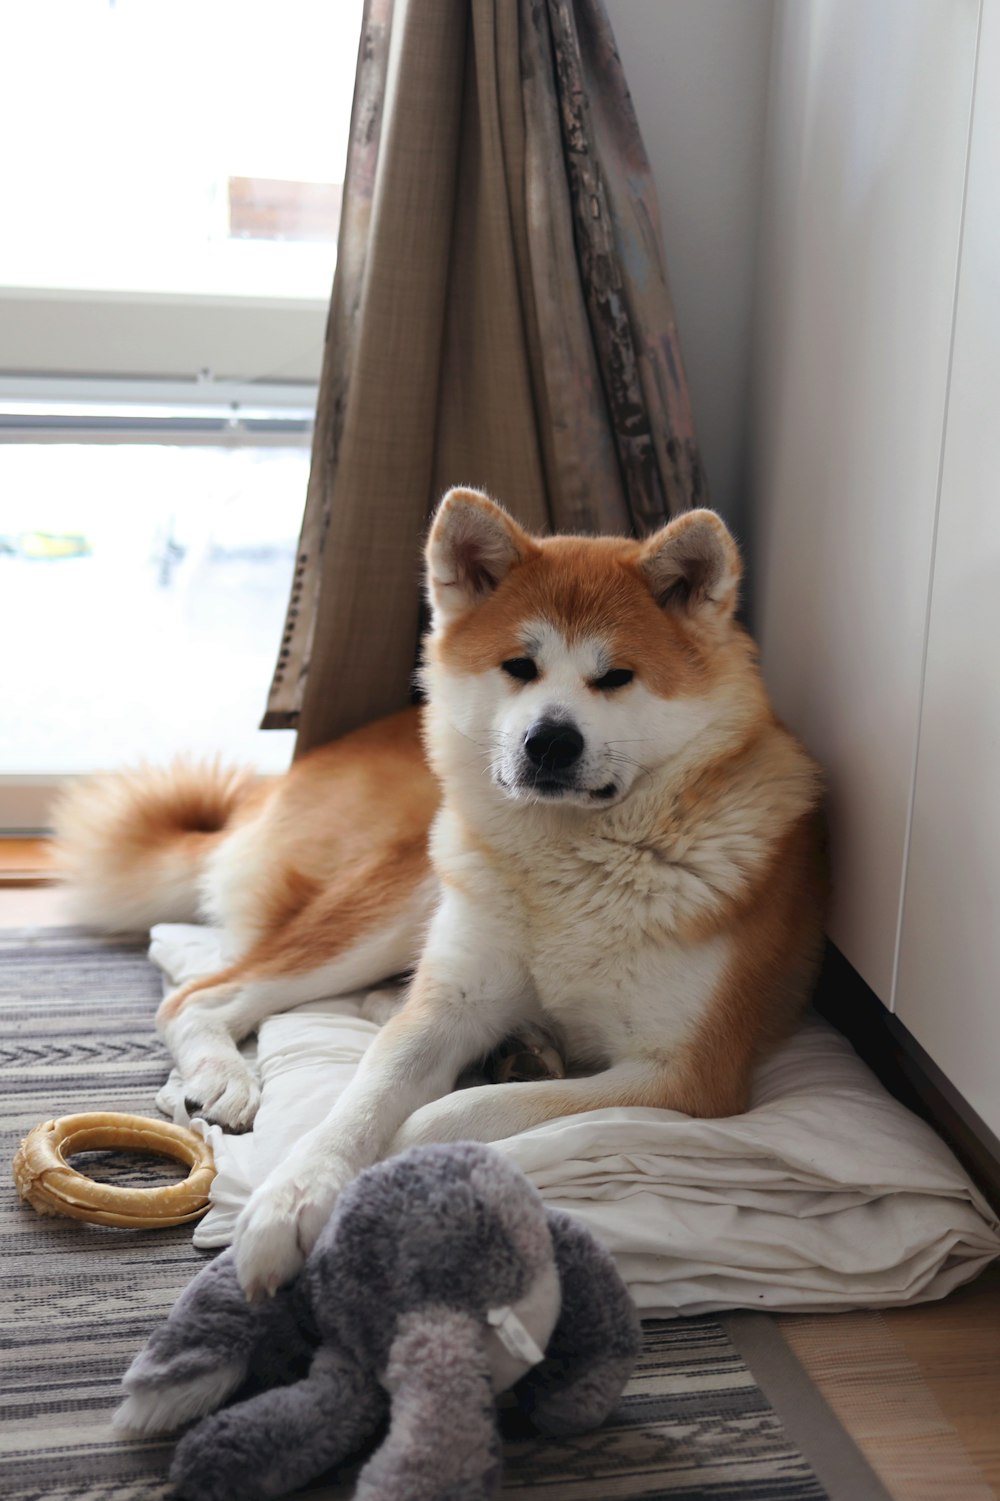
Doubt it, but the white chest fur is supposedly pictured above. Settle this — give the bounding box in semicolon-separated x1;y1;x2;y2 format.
431;787;739;1066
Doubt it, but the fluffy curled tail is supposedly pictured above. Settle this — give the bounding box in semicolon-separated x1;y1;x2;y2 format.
53;758;262;934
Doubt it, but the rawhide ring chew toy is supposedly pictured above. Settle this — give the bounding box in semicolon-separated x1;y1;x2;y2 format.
13;1112;215;1228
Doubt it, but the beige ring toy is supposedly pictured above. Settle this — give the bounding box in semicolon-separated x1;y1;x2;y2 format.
12;1113;216;1228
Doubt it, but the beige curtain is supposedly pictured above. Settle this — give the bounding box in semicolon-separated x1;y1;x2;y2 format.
264;0;705;752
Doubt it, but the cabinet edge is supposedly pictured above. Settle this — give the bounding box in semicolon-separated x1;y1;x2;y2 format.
814;942;1000;1215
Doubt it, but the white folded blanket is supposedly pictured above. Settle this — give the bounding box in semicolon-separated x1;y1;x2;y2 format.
150;923;1000;1317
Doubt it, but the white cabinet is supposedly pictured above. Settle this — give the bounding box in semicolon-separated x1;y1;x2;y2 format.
753;0;1000;1139
894;0;1000;1140
752;0;980;1004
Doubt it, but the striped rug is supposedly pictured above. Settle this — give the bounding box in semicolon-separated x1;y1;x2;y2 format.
0;929;887;1500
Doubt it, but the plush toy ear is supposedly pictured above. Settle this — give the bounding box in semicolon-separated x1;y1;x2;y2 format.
639;509;741;627
426;488;535;626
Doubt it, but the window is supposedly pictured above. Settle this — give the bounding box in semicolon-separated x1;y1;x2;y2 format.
0;1;364;828
0;394;312;774
1;0;364;382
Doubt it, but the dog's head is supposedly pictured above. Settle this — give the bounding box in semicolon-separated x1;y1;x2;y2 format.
422;488;758;811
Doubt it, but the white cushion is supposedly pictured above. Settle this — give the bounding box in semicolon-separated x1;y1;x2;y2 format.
150;923;1000;1316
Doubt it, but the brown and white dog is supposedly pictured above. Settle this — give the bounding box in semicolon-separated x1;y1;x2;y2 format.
56;488;826;1297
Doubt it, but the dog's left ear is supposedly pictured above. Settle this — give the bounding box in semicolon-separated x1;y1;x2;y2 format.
426;488;535;626
640;510;741;628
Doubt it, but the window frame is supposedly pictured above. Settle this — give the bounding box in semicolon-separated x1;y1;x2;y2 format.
0;287;327;387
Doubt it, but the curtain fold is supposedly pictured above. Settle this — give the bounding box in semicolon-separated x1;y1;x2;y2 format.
264;0;706;751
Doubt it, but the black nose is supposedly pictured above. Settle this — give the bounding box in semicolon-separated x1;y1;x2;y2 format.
524;719;584;771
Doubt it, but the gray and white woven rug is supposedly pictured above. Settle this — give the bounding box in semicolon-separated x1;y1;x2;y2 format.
0;928;890;1501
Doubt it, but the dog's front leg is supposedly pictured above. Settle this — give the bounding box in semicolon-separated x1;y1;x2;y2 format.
232;897;529;1298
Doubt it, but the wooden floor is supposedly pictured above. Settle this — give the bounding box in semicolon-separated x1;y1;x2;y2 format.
778;1265;1000;1499
0;839;72;927
4;841;999;1499
0;837;57;879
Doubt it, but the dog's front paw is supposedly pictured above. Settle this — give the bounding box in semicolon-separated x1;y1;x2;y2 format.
233;1172;341;1300
183;1060;261;1133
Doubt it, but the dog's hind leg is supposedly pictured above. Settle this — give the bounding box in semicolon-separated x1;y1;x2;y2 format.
391;1060;661;1150
157;874;437;1131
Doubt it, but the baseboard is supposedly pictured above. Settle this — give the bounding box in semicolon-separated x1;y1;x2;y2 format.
815;943;1000;1215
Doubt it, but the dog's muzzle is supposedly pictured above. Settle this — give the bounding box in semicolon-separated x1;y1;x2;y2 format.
510;718;616;801
523;718;584;775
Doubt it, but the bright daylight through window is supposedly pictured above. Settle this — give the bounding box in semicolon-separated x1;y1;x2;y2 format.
0;0;364;814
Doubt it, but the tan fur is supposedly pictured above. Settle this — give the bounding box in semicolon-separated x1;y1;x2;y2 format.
156;834;432;1027
58;533;822;1115
439;533;713;699
57;493;826;1289
59;708;437;1012
199;710;436;952
417;715;824;1124
53;759;268;933
643;805;828;1117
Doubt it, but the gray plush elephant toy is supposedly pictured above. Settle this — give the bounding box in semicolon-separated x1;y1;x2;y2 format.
115;1142;640;1501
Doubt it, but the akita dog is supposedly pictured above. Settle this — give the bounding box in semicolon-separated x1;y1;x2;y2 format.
57;489;825;1297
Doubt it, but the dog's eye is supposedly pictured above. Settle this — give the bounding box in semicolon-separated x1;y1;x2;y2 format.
501;657;538;682
592;668;634;691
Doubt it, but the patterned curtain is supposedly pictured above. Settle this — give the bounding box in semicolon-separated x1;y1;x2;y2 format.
263;0;705;751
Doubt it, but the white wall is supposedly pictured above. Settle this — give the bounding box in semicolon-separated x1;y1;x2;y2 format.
893;0;1000;1136
748;0;980;1002
605;0;775;537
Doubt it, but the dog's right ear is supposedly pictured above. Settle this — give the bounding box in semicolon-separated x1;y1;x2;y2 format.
426;488;535;626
